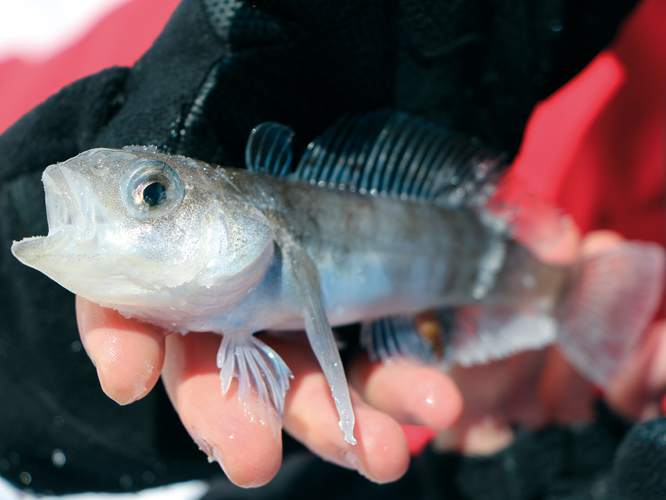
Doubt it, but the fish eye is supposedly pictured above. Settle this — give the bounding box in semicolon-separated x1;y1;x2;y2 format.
121;158;184;220
142;181;167;206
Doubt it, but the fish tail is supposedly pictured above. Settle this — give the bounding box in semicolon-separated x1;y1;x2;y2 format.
217;333;293;417
556;241;665;388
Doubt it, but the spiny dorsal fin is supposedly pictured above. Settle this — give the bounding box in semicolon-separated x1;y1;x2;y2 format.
245;111;509;207
245;122;295;176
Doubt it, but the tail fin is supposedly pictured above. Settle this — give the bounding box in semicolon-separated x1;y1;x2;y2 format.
556;241;665;388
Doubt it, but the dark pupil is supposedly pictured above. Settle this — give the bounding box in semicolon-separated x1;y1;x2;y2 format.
142;182;167;207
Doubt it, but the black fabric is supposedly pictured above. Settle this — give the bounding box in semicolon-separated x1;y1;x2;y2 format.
612;418;666;500
0;0;640;495
201;405;630;500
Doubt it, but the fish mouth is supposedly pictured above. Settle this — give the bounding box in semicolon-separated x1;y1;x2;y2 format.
44;166;92;238
12;165;100;265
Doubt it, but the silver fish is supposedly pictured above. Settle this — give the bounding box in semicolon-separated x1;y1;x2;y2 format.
12;111;665;445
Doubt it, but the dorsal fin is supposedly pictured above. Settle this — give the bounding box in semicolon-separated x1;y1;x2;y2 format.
245;122;295;176
294;110;509;207
244;111;509;207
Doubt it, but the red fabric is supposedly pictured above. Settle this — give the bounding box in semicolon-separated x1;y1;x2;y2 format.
0;0;181;134
514;0;665;244
0;0;663;457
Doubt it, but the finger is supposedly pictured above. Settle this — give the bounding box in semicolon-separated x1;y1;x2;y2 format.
347;355;462;431
76;296;165;405
533;214;581;265
606;320;666;421
503;351;551;429
275;336;411;484
444;416;515;456
580;229;624;255
449;360;513;420
539;347;594;426
161;332;282;488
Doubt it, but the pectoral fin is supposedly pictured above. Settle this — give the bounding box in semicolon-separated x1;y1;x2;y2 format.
216;332;293;417
285;243;357;445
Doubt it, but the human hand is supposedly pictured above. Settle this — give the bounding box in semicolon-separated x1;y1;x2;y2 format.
75;298;463;487
432;228;666;455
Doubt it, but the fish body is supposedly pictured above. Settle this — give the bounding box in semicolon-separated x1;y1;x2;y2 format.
229;167;566;326
12;111;665;445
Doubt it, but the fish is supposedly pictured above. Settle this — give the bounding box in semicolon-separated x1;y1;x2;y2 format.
11;110;665;446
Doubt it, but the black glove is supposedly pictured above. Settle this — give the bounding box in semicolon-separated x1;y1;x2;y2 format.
613;417;666;500
0;0;638;495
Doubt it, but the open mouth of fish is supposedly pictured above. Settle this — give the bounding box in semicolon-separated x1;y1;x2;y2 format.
13;166;101;261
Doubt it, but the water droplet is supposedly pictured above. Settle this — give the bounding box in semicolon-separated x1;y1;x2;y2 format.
70;341;82;353
522;274;536;289
19;472;31;485
51;449;66;468
472;286;486;299
119;473;133;489
474;162;489;180
142;471;155;484
549;19;563;32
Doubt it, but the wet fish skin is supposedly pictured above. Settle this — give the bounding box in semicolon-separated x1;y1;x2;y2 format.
233;166;566;323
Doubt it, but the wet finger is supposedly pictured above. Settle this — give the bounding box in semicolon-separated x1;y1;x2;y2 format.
533;214;581;265
433;416;515;455
580;229;624;256
161;332;283;488
606;320;666;421
347;355;462;431
76;296;165;405
275;336;411;484
539;347;594;426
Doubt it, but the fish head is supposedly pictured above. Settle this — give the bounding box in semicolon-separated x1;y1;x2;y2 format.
11;147;274;308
